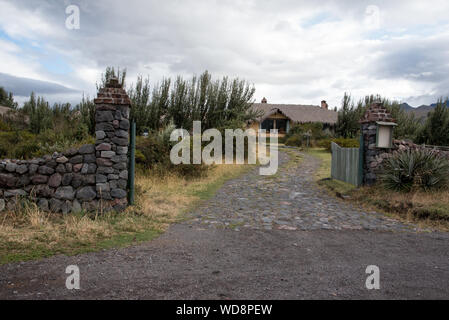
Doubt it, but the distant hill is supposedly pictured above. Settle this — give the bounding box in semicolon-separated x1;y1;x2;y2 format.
400;101;449;120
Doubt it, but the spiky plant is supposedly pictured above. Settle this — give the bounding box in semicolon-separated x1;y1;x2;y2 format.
380;149;449;192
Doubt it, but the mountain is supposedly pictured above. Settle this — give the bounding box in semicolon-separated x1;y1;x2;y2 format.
400;101;449;120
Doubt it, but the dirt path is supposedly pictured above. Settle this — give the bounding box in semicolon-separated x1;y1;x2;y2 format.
1;150;449;299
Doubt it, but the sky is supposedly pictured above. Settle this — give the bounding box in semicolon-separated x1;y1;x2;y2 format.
0;0;448;109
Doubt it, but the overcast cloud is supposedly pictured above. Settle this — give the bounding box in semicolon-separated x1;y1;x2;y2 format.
0;0;448;108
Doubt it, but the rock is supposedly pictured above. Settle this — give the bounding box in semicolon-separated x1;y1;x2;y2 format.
72;200;82;213
96;183;110;194
113;162;127;170
38;166;54;175
4;189;27;197
65;163;73;173
96;143;112;151
115;130;128;138
0;173;18;188
101;151;116;158
111;188;127;199
56;164;66;173
112;155;127;163
70;155;83;164
120;119;130;130
96;123;115;132
108;174;119;180
97;166;114;174
16;164;28;174
119;170;128;179
118;179;127;189
84;154;96;163
0;199;5;212
83;175;96;185
62;173;74;186
48;173;62;188
56;156;69;164
96;158;113;167
87;163;97;174
73;163;83;173
34;184;54;198
112;137;128;146
116;147;128;155
54;186;76;201
81;163;89;174
49;199;64;213
31;175;48;184
96;130;106;140
77;186;97;201
61;201;72;214
63;147;78;157
37;199;49;211
5;163;17;172
72;174;83;188
17;175;31;187
79;144;95;154
29;164;39;175
96;174;107;183
95;111;114;122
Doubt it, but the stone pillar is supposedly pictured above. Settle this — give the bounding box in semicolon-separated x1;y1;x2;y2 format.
94;78;130;211
360;101;395;185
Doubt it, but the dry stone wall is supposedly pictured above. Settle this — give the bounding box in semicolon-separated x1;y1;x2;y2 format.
361;101;449;185
0;78;130;213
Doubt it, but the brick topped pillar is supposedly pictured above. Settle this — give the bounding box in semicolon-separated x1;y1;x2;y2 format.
94;78;130;211
360;100;395;185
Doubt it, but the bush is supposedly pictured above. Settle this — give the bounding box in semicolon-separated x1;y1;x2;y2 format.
380;149;449;192
285;135;302;147
318;138;359;151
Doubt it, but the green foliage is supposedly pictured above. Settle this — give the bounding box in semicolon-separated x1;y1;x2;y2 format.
318;138;360;151
380;149;449;192
336;93;365;138
285;135;302;147
126;70;257;134
97;66;127;90
75;95;96;135
135;127;209;178
416;98;449;146
0;87;18;108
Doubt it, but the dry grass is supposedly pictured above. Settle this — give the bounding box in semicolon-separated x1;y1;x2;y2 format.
0;163;251;264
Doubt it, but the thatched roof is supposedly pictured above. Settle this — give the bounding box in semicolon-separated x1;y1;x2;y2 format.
251;103;338;124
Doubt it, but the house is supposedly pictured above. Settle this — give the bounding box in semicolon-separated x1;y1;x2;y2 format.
248;98;338;136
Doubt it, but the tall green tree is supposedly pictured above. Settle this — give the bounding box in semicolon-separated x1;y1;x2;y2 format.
416;98;449;146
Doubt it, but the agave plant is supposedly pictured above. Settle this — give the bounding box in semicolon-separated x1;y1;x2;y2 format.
380;149;449;192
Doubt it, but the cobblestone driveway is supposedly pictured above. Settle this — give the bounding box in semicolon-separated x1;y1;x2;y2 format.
187;148;417;232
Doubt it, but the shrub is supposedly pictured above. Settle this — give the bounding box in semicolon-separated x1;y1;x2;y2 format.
285;135;303;147
380;149;449;192
318;138;359;151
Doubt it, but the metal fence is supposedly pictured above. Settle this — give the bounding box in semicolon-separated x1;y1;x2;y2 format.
331;139;363;186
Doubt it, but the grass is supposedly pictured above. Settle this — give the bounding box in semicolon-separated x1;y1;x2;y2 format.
305;147;449;230
0;163;252;265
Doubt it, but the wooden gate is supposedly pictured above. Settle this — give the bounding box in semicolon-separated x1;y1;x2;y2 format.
331;138;363;186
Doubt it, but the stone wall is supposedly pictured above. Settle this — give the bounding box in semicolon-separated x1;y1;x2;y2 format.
0;78;130;213
361;101;449;185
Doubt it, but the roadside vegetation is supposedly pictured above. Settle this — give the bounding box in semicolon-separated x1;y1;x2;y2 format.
306;148;449;230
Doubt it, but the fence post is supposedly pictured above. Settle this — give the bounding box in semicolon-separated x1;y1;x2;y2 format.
128;121;136;205
358;134;364;186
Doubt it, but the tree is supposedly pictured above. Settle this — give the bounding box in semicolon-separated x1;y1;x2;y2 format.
75;94;96;135
22;92;53;134
336;93;364;138
416;98;449;146
0;87;18;109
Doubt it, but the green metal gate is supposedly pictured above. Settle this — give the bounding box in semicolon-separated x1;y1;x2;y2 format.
330;136;364;186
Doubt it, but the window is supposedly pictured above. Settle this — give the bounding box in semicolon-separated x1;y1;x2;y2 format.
261;119;274;131
276;119;287;133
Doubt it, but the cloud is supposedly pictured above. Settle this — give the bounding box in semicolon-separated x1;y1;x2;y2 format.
0;72;79;96
0;0;448;108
